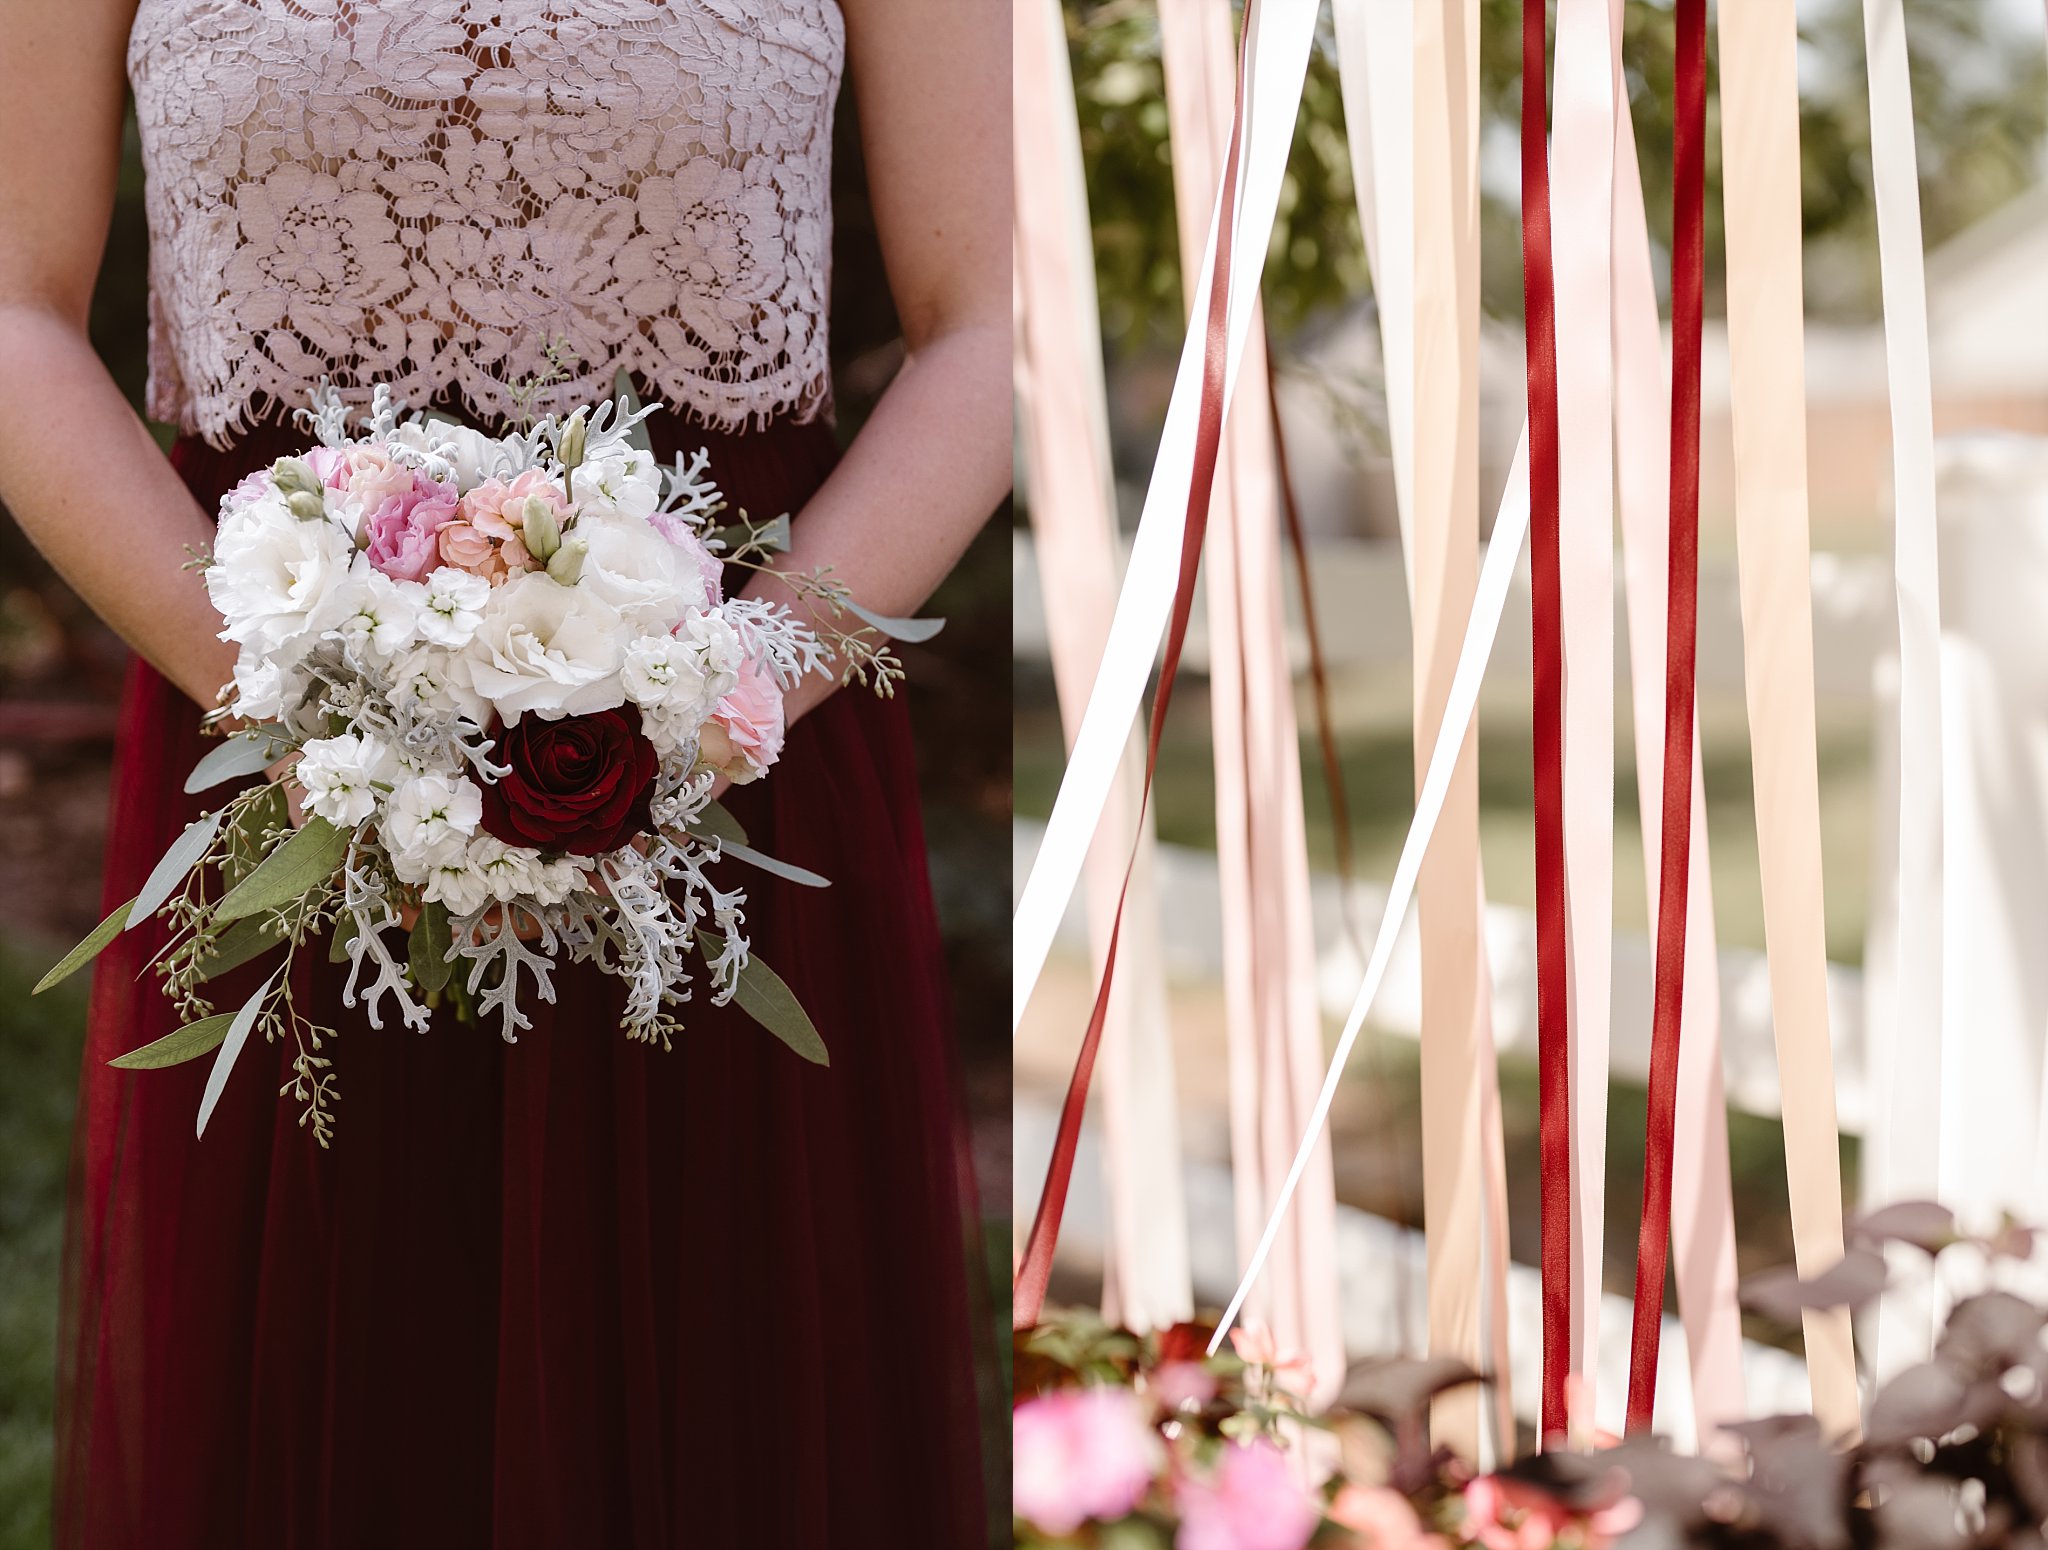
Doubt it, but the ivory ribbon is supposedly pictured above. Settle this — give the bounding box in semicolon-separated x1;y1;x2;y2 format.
1332;2;1514;1454
1715;0;1860;1440
1407;0;1505;1459
1010;0;1319;1035
1610;52;1747;1446
1552;0;1618;1438
1858;0;1945;1383
1157;0;1344;1408
1011;0;1193;1333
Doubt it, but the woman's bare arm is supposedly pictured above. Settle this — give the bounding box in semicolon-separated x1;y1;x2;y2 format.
0;0;235;711
743;0;1011;726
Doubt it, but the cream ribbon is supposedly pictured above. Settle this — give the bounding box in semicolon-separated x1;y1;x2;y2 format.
1716;0;1860;1440
1552;0;1618;1428
1011;0;1194;1333
1857;0;1945;1384
1331;0;1514;1459
1011;0;1319;1034
1611;60;1748;1448
1157;0;1344;1408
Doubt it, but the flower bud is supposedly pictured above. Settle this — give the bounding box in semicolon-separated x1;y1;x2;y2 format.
521;497;562;560
546;534;588;586
556;409;588;474
271;457;320;497
285;489;328;523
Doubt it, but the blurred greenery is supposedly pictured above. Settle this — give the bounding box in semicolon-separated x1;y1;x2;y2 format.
1067;0;2048;350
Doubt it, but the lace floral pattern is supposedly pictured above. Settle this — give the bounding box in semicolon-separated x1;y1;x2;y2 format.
128;0;843;448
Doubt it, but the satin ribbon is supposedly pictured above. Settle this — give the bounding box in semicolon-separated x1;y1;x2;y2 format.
1625;0;1706;1435
1520;0;1573;1448
1010;0;1318;1036
1859;0;1945;1382
1554;0;1618;1440
1711;0;1860;1440
1158;0;1344;1408
1011;0;1192;1333
1011;0;1258;1328
1610;39;1747;1447
1332;1;1515;1453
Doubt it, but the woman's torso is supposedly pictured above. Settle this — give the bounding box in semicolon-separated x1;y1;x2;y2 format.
126;0;844;449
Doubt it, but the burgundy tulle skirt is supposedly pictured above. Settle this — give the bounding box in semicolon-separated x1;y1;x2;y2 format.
55;412;987;1547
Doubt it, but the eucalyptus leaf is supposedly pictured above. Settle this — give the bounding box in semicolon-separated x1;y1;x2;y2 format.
194;911;291;980
409;900;453;994
34;898;134;995
107;1012;236;1071
329;910;360;964
700;931;827;1067
694;799;748;848
716;839;830;890
214;817;350;924
843;598;945;644
197;971;276;1140
612;367;655;457
710;513;790;554
128;810;227;929
184;728;291;794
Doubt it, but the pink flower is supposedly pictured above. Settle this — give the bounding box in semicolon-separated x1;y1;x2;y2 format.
698;656;786;784
647;512;725;605
224;469;272;509
1229;1321;1319;1397
1013;1388;1161;1536
362;472;459;582
1177;1441;1321;1550
1150;1360;1218;1414
1461;1475;1643;1550
305;445;351;488
1328;1485;1444;1550
437;471;563;584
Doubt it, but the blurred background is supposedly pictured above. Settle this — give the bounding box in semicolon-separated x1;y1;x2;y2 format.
1015;0;2048;1432
0;101;1014;1549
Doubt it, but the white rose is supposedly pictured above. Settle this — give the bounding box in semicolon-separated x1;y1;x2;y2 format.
383;773;483;877
315;568;423;660
390;646;490;729
206;494;358;656
416;566;490;648
295;732;396;828
571;509;700;626
460;571;627;721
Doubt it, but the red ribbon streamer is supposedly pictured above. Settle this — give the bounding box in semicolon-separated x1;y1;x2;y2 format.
1012;8;1250;1330
1626;0;1707;1433
1521;0;1571;1446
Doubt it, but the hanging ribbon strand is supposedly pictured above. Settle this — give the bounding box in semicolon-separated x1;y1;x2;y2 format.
1520;0;1573;1448
1625;0;1706;1435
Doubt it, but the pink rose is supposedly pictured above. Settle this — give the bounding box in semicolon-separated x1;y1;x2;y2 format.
1176;1441;1321;1550
323;445;415;509
1013;1388;1161;1536
1329;1486;1444;1550
362;473;459;582
1461;1475;1643;1550
697;656;786;784
648;512;725;605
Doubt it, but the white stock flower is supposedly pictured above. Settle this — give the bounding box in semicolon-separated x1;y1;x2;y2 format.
390;646;490;729
317;568;424;659
571;509;700;626
383;773;483;878
416;566;490;647
460;571;627;721
295;732;397;828
533;854;595;906
229;653;285;722
675;610;743;698
619;614;738;750
575;446;662;521
206;492;358;656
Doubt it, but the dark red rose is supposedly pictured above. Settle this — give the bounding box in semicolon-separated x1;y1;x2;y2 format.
478;708;659;856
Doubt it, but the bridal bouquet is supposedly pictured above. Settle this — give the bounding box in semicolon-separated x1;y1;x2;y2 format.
38;380;929;1144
